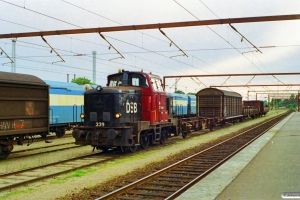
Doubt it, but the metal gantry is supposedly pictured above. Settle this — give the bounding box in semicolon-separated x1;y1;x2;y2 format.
0;14;300;39
163;72;300;90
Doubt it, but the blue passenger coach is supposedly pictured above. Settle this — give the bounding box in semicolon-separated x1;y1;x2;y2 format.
45;80;85;137
172;93;189;116
187;95;196;115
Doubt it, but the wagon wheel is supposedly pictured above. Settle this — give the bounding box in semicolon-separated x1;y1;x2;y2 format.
55;128;65;138
159;129;167;144
0;152;10;160
0;144;12;160
182;131;187;139
220;121;225;128
140;132;149;149
128;140;137;153
209;123;214;131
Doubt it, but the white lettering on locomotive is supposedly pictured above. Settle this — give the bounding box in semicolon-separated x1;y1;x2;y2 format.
126;101;137;113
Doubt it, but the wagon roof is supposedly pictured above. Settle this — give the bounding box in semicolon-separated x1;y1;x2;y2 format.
0;71;46;85
44;80;85;91
197;88;242;98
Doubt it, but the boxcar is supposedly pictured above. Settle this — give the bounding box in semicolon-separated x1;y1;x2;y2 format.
196;88;243;126
243;100;265;116
0;72;49;159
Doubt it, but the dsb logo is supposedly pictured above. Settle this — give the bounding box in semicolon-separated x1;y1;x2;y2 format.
126;102;137;113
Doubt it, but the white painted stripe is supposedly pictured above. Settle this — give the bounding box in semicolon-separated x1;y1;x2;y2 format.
173;100;188;106
50;94;84;106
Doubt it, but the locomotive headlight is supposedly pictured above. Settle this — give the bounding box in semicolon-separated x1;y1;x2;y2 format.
80;113;85;119
115;113;121;119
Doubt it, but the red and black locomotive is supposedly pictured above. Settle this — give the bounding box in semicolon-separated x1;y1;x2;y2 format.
72;70;213;152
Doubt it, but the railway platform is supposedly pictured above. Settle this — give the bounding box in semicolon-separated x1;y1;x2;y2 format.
176;111;300;200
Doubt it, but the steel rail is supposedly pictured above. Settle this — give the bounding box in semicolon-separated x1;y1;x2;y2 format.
0;14;300;38
0;152;117;192
165;112;288;199
95;111;291;200
8;142;82;159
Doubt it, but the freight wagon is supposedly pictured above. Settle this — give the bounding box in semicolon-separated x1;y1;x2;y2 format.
0;71;86;159
243;100;268;116
0;72;49;159
196;88;243;127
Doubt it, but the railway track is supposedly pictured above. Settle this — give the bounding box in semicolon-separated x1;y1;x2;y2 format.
0;112;283;193
94;111;291;200
0;152;118;192
8;142;82;159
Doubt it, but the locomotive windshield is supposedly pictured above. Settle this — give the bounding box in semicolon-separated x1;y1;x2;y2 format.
108;73;149;88
109;74;122;86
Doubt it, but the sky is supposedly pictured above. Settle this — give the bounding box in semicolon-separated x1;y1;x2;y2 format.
0;0;300;100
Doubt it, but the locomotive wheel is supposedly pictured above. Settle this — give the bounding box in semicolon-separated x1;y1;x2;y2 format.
140;132;149;149
149;134;155;145
100;147;109;152
128;140;137;153
159;130;167;144
55;129;65;138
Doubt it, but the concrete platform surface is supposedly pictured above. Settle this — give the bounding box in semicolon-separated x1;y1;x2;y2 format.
176;111;300;200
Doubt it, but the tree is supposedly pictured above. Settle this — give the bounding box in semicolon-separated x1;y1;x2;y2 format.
174;90;185;94
71;77;95;85
187;92;196;95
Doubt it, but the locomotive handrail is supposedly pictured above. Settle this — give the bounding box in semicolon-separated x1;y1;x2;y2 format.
80;105;84;122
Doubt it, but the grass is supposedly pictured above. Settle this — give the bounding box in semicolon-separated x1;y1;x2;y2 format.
50;168;98;184
0;187;35;200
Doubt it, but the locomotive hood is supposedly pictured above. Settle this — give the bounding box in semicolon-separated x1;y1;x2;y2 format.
83;86;142;127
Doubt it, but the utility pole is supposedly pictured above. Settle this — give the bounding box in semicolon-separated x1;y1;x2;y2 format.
11;39;16;73
92;51;97;83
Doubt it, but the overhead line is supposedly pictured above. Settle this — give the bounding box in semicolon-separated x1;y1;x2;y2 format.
60;0;169;44
0;0;83;28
